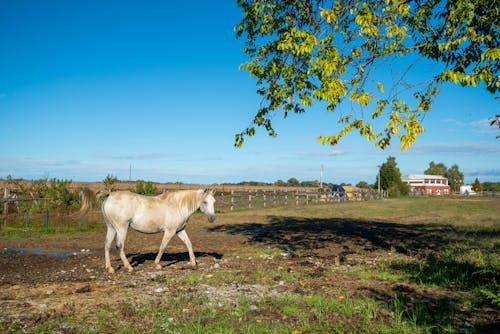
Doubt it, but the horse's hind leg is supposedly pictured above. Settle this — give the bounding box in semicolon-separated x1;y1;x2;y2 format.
176;229;196;267
115;227;134;272
104;224;117;273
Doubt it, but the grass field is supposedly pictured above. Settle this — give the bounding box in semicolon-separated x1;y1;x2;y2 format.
1;196;498;333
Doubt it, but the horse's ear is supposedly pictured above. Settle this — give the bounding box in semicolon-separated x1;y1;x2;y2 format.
204;189;215;196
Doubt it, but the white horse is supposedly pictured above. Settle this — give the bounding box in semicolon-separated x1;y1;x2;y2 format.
80;189;216;273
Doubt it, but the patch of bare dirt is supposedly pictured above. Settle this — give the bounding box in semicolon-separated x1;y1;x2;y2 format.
0;213;498;332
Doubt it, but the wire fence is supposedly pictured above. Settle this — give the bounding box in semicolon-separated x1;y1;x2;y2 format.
0;189;385;237
0;198;103;237
215;189;384;211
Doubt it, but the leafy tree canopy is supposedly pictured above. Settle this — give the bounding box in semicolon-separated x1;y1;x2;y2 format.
235;0;499;149
377;156;409;196
445;163;464;191
103;174;118;192
424;161;447;176
471;177;483;192
287;177;301;186
355;180;371;188
377;156;401;190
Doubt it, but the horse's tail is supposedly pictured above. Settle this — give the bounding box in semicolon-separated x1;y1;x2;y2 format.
78;188;109;217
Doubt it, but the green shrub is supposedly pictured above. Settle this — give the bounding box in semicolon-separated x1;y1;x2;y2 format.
135;181;159;195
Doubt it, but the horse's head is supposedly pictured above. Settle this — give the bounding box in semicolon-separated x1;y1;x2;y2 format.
200;189;216;222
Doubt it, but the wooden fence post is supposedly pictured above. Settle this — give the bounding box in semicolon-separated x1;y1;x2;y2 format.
263;193;266;207
248;192;252;208
3;188;9;216
230;191;234;211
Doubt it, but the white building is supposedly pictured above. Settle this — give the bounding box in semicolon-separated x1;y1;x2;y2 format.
460;185;477;195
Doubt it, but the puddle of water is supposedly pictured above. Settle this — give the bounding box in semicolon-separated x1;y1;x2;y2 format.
1;248;93;257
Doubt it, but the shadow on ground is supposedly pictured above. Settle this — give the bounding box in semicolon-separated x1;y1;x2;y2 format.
128;251;223;268
209;215;482;255
209;216;500;332
209;216;499;287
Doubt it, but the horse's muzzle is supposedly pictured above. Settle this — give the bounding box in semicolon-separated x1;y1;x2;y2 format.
208;215;216;223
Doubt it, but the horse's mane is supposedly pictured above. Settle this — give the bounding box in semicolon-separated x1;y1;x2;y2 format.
160;190;202;213
157;191;174;200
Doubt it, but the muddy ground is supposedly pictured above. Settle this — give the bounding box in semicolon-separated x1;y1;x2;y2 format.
0;210;498;332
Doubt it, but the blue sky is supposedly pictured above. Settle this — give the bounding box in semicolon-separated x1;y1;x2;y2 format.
1;1;498;185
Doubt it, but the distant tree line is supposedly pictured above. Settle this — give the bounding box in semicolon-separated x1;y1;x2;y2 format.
224;178;333;189
470;179;500;192
482;182;500;192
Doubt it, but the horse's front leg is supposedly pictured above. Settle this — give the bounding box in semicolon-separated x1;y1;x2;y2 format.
176;229;196;267
155;229;176;270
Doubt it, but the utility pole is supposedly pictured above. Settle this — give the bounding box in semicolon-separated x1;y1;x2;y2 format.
377;165;381;194
320;164;323;190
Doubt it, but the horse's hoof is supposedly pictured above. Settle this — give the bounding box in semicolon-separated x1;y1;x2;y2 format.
155;264;162;270
107;267;115;274
127;267;134;272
